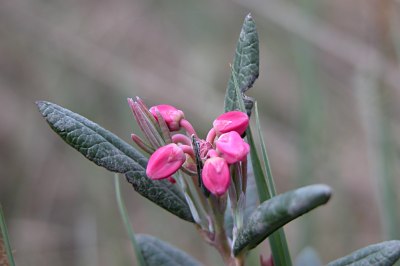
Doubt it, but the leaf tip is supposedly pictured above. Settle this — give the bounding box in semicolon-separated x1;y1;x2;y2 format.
35;100;45;108
35;100;51;114
244;13;255;24
314;184;332;200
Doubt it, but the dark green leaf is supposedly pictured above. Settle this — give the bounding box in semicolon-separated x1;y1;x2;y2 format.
224;13;259;115
36;101;193;222
136;234;202;266
327;240;400;266
233;184;332;255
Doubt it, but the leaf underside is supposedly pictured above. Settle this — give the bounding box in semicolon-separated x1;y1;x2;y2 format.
224;13;259;116
233;184;332;255
136;234;202;266
36;101;194;223
327;240;400;266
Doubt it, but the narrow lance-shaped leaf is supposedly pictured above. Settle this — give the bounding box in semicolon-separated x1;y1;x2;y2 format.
136;234;202;266
233;184;332;255
327;240;400;266
224;13;259;115
36;101;194;223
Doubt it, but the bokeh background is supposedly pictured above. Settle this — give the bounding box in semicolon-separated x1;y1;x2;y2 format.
1;0;400;265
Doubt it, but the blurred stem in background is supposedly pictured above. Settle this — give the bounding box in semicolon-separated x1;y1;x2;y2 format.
114;174;146;266
0;204;15;266
354;68;399;241
355;0;399;241
291;0;324;250
390;5;400;61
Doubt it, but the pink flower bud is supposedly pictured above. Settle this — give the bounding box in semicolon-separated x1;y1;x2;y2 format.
146;143;185;180
213;111;249;136
202;157;230;196
149;105;184;131
216;131;250;164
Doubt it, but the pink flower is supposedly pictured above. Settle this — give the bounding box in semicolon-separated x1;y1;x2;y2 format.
213;111;249;136
216;131;250;164
202;157;230;196
149;104;184;131
146;143;185;180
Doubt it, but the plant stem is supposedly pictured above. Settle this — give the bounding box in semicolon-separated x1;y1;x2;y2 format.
231;65;292;265
0;204;15;266
247;127;292;266
114;174;146;266
206;196;245;266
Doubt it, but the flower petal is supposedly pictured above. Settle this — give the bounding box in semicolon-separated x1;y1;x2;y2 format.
202;157;230;196
216;131;250;164
150;104;184;131
213;111;249;135
146;143;185;180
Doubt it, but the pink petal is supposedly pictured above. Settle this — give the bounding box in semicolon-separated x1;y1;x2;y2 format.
149;105;184;131
202;157;230;196
213;111;249;135
146;143;185;180
216;131;250;164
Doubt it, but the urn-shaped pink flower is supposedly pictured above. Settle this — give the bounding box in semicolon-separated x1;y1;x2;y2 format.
149;104;184;131
146;143;185;180
216;131;250;164
213;111;249;136
202;157;230;196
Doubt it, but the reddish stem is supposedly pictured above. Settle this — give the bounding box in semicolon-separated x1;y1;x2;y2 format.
180;119;197;137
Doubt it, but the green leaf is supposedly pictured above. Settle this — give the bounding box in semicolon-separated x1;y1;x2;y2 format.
224;13;259;114
36;101;194;223
224;15;292;264
327;240;400;266
136;234;202;266
233;184;332;255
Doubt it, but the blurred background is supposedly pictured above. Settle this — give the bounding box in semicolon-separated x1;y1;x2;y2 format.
1;0;400;265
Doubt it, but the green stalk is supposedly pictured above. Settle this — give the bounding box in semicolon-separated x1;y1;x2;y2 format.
354;69;399;240
176;171;211;232
378;105;399;239
247;126;292;266
0;204;15;266
292;0;322;248
253;102;277;196
114;174;146;266
231;66;292;265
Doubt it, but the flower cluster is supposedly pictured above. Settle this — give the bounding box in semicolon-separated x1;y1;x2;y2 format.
128;97;250;196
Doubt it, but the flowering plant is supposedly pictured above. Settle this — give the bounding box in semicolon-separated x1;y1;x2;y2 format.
36;14;400;266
